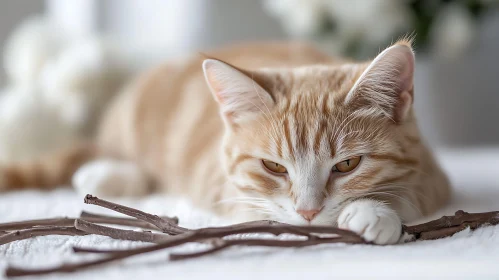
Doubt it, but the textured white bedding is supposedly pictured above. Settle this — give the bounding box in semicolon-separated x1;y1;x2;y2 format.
1;148;498;280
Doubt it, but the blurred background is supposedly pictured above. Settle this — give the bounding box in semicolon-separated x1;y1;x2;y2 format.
0;0;498;164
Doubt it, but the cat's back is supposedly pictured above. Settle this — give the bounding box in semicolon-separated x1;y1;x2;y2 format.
97;42;333;187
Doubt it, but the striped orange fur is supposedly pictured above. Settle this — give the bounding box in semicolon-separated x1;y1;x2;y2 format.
0;40;450;228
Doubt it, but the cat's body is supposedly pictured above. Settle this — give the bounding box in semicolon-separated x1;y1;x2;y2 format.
0;41;450;244
93;42;336;211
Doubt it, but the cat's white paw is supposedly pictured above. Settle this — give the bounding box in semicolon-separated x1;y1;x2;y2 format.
337;199;402;245
72;159;151;197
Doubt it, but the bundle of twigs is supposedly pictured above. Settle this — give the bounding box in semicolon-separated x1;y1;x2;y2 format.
1;194;498;278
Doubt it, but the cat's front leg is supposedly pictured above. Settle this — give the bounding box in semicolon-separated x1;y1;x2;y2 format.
72;159;153;197
337;199;402;245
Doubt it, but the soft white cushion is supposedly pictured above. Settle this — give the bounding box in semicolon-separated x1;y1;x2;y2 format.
1;148;498;279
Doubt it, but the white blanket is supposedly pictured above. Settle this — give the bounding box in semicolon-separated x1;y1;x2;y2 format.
1;149;499;280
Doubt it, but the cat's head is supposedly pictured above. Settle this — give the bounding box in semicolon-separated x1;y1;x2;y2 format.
203;40;417;225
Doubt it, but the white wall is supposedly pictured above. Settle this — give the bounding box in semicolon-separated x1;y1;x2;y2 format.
99;0;207;65
414;12;499;147
96;0;285;66
46;0;97;37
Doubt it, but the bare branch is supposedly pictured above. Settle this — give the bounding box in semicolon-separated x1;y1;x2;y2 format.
79;211;175;230
404;210;499;240
4;195;499;278
0;211;176;232
0;218;76;231
84;195;186;235
169;237;356;261
6;257;124;278
0;227;86;245
7;230;364;277
74;219;171;243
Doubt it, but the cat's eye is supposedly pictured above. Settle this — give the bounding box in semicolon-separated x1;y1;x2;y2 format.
332;156;361;173
262;160;287;174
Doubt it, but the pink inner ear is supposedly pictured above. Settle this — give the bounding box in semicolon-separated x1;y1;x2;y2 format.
395;46;415;95
202;58;275;126
345;43;416;122
206;71;221;92
397;91;413;122
203;60;227;103
391;45;415;122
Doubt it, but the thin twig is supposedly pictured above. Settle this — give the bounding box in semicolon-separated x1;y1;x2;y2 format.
6;214;365;276
0;227;86;245
81;211;179;226
4;195;499;278
74;219;171;243
80;211;176;230
169;237;352;261
0;210;181;246
84;195;186;235
0;211;176;232
71;222;364;256
7;230;363;277
404;210;499;240
73;247;123;254
85;196;358;239
0;218;76;231
5;256;128;277
419;225;468;240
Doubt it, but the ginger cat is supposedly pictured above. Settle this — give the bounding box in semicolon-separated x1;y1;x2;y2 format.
0;40;450;244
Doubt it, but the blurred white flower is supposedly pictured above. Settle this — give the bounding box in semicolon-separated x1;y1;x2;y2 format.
431;3;476;60
3;16;68;85
264;0;413;56
264;0;493;58
0;16;129;163
0;86;80;163
263;0;328;36
40;37;128;127
325;0;412;45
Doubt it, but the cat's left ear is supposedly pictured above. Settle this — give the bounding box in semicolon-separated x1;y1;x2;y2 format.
345;41;415;123
203;59;274;127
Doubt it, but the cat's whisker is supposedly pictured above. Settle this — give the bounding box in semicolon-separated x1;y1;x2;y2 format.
336;114;364;147
363;190;423;217
231;86;274;140
336;129;362;146
358;182;431;208
225;75;280;150
238;207;276;217
374;185;432;203
343;181;432;203
331;110;359;143
215;197;270;206
340;181;430;215
371;182;433;200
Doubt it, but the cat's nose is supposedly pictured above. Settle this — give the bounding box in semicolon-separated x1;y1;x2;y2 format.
297;208;322;221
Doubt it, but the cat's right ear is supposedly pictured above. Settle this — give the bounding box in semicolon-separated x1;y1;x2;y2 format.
202;59;274;127
344;40;415;123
